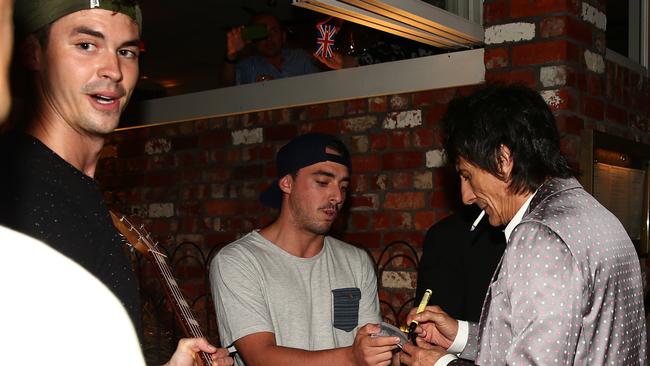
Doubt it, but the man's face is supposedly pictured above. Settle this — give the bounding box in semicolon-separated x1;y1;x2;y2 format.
35;9;139;136
0;0;13;122
253;15;284;58
457;156;513;227
285;153;350;235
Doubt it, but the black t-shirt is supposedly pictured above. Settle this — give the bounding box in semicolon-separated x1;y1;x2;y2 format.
0;132;141;334
416;206;506;322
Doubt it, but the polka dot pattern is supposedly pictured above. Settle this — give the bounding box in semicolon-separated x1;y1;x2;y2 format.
473;177;646;365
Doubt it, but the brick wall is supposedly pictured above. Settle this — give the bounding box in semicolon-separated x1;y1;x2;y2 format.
98;86;476;358
96;0;649;361
483;0;650;161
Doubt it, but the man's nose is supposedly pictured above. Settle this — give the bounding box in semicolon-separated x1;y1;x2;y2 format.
98;53;123;82
460;179;476;205
330;185;344;204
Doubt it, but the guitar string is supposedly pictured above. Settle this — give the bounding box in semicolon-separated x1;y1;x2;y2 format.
153;252;213;365
120;216;212;364
152;250;204;338
153;250;217;362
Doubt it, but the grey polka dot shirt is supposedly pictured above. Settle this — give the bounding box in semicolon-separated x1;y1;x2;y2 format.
459;177;647;365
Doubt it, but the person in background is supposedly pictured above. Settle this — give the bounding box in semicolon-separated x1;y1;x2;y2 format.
400;84;646;365
223;13;319;85
416;203;505;323
0;1;232;364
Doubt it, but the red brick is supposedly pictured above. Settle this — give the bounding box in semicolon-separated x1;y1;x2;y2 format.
511;0;578;19
264;125;297;141
180;217;199;233
351;174;369;193
382;152;423;170
457;85;479;97
383;192;425;209
413;90;435;107
384;231;424;248
118;140;144;158
258;145;275;160
391;212;413;229
390;172;413;189
233;164;264;180
350;212;370;230
430;191;450;209
555;115;584;135
346;99;367;115
424;105;447;126
413;128;434;148
512;40;573;66
370;133;388;151
145;172;177;186
146;218;171;234
298;119;339;135
390;94;411;110
560;135;578;159
368;96;388;112
352;155;381;173
415;211;437;230
581;96;604;120
175;202;201;217
540;16;592;45
372;212;391;230
545;88;577;112
389;131;411;149
205;200;238;215
307;104;328;120
484;0;509;24
586;73;603;96
606;104;627;124
431;88;457;104
172;136;198;151
349;193;379;210
342;232;381;248
486;68;536;89
199;131;229;149
485;47;509;69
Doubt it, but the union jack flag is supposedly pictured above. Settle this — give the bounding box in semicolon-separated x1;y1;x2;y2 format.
315;23;338;58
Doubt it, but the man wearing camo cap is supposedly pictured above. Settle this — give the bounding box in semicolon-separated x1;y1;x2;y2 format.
0;1;232;364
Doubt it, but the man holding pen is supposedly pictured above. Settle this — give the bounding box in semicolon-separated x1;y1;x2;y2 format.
400;85;646;365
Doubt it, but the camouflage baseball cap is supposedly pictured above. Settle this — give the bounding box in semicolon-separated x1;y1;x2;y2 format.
14;0;142;36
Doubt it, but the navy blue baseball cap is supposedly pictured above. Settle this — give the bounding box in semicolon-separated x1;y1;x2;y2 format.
260;133;352;209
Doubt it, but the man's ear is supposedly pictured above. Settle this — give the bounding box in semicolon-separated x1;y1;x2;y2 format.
498;144;513;182
278;174;293;195
21;35;42;71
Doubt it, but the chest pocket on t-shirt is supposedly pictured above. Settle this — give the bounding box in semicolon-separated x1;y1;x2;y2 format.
332;287;361;332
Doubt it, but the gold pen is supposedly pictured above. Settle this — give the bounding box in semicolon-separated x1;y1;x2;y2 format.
405;289;432;343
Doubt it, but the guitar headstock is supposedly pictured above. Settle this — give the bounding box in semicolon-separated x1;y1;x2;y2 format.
109;211;165;261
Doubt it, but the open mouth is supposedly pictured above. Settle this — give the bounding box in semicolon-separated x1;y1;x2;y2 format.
92;94;117;105
322;207;338;219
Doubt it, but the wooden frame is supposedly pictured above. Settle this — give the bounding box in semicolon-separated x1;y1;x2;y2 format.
580;129;650;256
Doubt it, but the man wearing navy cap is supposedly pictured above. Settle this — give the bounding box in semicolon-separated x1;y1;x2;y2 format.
210;133;400;366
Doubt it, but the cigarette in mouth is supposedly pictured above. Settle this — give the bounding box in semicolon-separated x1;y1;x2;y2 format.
470;210;485;231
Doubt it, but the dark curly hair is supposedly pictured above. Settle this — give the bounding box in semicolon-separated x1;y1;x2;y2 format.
442;84;574;195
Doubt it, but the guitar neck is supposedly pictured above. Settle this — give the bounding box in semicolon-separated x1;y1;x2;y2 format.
109;212;214;366
149;251;213;366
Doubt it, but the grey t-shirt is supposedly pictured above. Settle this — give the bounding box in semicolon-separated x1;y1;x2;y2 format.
210;231;382;365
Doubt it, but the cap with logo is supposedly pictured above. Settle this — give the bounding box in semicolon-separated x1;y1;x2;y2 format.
14;0;142;37
260;133;352;209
